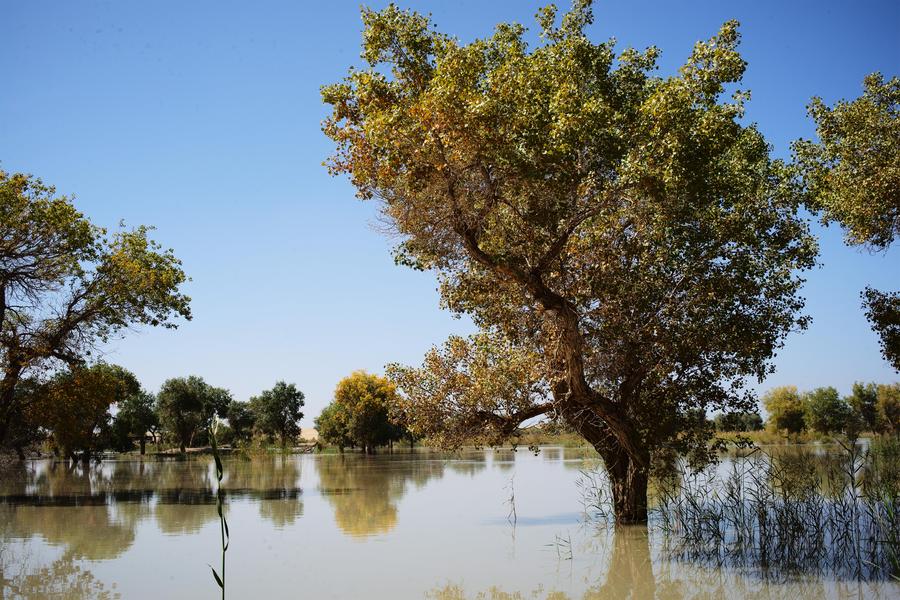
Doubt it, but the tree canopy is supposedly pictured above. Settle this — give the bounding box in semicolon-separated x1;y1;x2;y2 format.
249;381;305;446
319;371;405;454
0;171;191;445
156;376;230;453
794;73;899;251
323;1;817;522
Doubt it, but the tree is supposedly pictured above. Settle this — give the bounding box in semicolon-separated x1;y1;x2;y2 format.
315;402;353;452
225;400;256;444
763;386;806;435
847;381;879;432
323;3;817;522
330;371;404;454
0;171;191;446
156;376;230;453
802;386;850;435
115;391;159;455
794;75;899;372
713;411;763;432
34;363;139;462
249;381;305;447
876;383;900;434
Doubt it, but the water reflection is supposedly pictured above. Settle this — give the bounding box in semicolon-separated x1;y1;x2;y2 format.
316;453;445;537
1;448;898;599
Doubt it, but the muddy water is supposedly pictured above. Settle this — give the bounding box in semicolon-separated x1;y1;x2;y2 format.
0;448;896;599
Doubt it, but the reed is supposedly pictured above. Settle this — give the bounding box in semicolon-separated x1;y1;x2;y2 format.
208;424;229;599
579;439;900;581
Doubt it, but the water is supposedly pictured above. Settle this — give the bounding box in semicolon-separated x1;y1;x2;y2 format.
1;448;897;599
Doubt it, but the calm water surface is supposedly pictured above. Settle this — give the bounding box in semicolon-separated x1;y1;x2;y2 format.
1;448;897;599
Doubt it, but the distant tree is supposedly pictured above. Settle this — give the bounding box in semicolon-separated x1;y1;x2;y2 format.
0;171;191;447
315;402;353;452
763;386;806;435
249;382;305;447
324;3;818;522
714;411;763;432
876;383;900;434
847;382;880;432
35;364;139;462
115;391;159;455
225;400;256;444
803;387;851;435
794;75;899;371
332;371;403;454
157;376;231;453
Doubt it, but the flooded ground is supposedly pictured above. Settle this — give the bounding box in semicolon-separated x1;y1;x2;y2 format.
1;447;897;599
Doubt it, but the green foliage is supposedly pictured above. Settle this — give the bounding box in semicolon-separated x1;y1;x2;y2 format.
802;386;851;435
0;170;191;445
314;402;353;451
249;381;304;446
322;0;817;521
156;376;231;452
713;411;764;432
862;287;900;372
847;382;880;432
225;400;256;444
763;386;805;435
114;391;159;454
877;383;900;434
794;73;899;250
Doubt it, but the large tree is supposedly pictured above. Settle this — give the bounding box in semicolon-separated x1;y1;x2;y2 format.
249;381;305;447
156;376;231;453
794;74;899;371
323;2;816;521
0;171;191;445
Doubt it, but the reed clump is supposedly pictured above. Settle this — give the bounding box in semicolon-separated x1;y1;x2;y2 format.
579;439;900;582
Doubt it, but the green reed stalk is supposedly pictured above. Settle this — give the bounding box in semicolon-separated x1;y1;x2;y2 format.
209;425;229;599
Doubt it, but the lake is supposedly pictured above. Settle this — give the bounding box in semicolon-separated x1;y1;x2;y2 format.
1;448;898;599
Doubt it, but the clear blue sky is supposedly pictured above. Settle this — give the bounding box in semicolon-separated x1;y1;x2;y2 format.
2;0;897;424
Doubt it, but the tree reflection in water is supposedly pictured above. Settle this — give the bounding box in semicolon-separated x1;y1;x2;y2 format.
316;453;449;537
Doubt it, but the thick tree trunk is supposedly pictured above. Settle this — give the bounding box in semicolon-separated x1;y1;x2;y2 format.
605;451;649;524
567;407;650;524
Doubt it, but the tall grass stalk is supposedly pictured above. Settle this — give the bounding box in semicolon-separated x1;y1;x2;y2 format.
209;425;229;599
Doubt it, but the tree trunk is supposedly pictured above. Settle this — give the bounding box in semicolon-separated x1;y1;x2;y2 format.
139;437;146;455
606;451;649;524
567;407;650;524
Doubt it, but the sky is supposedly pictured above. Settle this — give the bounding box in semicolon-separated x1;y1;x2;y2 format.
2;0;898;425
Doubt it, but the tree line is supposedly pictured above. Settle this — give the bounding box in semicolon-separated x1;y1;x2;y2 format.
762;382;899;437
5;363;306;462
